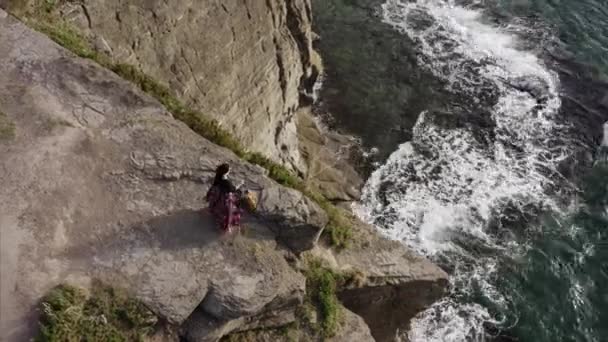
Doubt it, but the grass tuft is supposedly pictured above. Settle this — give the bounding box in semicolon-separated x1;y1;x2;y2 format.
305;191;353;249
34;20;101;61
245;152;303;189
304;258;343;338
0;111;16;141
36;283;157;342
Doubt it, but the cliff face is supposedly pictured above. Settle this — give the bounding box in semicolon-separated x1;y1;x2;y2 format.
0;4;447;342
57;0;315;172
0;9;322;340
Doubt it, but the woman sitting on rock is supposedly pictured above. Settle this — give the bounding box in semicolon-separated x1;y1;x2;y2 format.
206;163;244;233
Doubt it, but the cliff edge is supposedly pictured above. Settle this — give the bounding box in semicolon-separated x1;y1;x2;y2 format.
0;4;447;342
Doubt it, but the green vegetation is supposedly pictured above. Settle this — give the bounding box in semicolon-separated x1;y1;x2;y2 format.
220;256;367;341
303;258;344;338
317;200;353;249
35;19;101;60
37;283;157;342
0;111;16;141
220;323;299;342
9;1;353;248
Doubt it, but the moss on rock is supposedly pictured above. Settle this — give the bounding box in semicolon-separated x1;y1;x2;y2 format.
36;282;157;342
0;111;15;141
303;258;344;338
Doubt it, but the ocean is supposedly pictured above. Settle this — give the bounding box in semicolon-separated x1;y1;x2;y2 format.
313;0;608;341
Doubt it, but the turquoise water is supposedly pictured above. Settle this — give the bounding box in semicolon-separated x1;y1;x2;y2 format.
497;0;608;75
345;0;608;341
492;1;608;340
498;164;608;341
313;0;608;340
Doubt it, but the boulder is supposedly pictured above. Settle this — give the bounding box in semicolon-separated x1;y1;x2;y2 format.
256;186;328;253
328;308;375;342
183;299;298;342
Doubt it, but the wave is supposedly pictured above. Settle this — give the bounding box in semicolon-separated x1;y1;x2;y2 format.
355;0;577;340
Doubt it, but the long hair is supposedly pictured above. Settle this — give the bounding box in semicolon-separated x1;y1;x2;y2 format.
213;163;230;186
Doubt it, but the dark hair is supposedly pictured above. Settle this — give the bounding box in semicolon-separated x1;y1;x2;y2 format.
214;163;230;185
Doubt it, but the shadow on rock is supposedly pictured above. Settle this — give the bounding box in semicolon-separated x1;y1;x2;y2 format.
61;209;231;266
143;209;223;251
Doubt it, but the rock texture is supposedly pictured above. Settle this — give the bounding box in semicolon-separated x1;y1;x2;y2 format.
0;6;450;342
309;215;449;342
56;0;316;172
0;11;321;341
297;108;363;202
256;186;327;253
330;308;375;342
215;307;374;342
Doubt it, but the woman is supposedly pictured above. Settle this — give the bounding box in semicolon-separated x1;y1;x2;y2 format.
206;163;244;232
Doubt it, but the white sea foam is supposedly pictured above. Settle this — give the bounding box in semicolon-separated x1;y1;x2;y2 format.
355;0;574;340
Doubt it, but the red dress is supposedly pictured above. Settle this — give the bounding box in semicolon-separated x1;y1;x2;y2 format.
206;186;242;232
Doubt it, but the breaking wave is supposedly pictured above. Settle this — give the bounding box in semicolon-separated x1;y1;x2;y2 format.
355;0;578;340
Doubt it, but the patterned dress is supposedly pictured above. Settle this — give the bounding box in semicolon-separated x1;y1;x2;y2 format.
206;185;242;232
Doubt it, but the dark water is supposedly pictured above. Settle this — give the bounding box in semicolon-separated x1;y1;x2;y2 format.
497;164;608;342
313;0;608;341
312;0;445;169
496;0;608;76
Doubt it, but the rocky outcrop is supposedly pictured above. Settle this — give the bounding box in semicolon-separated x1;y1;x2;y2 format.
54;0;315;172
0;6;448;342
308;215;449;342
0;11;320;340
182;298;300;342
215;307;374;342
256;186;327;253
330;308;375;342
297;108;363;202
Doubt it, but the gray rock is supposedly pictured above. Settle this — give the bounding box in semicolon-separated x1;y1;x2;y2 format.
256;186;328;253
183;299;298;342
297;108;364;202
308;217;449;342
328;308;375;342
210;306;374;342
510;76;551;101
56;0;316;173
0;11;315;340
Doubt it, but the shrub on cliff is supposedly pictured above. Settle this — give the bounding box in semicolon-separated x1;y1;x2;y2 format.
37;283;157;342
303;258;343;338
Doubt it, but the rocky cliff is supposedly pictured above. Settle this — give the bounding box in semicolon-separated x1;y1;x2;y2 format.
53;0;316;173
0;4;447;342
